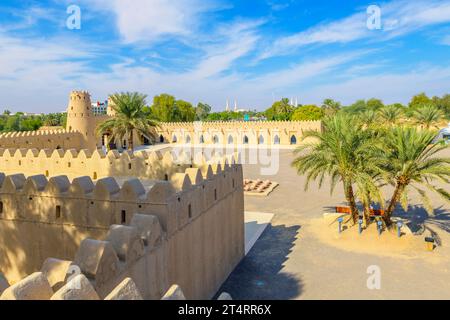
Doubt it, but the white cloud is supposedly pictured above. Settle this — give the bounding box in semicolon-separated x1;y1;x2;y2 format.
0;0;449;112
301;66;450;105
188;20;263;79
85;0;223;43
260;0;450;60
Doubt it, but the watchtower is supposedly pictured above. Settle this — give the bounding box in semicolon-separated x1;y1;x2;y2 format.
66;91;99;150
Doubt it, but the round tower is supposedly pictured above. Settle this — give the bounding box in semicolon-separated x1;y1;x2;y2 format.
66;91;98;150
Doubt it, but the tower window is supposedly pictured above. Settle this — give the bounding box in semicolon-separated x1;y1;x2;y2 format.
128;163;132;170
121;210;126;224
0;201;3;215
55;206;61;219
188;204;192;219
214;189;217;201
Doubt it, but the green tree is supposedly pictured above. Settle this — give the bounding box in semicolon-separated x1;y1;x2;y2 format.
409;93;433;110
378;105;403;125
291;105;324;121
379;127;450;225
195;103;211;120
345;100;367;114
292;114;381;223
96;92;159;151
414;104;444;129
265;98;293;120
359;110;378;128
151;94;177;122
432;94;450;119
366;98;384;111
4;115;20;131
321;99;341;116
176;100;196;122
21;116;43;131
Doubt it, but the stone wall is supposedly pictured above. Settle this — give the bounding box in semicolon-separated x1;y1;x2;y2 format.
0;129;83;150
0;148;200;181
0;152;244;299
157;120;323;146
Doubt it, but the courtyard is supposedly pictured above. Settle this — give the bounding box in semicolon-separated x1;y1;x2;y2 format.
218;148;450;300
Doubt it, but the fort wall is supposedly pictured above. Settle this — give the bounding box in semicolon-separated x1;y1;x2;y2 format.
0;148;200;181
0;129;83;150
0;90;323;151
157;120;323;146
0;152;244;299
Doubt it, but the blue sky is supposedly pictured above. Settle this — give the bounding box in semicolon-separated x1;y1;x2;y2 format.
1;0;450;112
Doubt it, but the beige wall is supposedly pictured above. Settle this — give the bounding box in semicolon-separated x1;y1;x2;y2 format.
157;120;323;146
0;152;244;299
0;148;199;181
0;130;83;150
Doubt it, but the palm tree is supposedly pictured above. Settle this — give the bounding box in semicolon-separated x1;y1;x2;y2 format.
359;109;378;128
292;115;381;224
414;104;444;129
96;92;159;151
380;127;450;225
322;98;341;116
378;105;403;125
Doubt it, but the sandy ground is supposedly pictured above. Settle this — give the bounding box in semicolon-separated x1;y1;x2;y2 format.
218;148;450;300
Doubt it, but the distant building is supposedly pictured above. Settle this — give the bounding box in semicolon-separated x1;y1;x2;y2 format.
91;100;108;115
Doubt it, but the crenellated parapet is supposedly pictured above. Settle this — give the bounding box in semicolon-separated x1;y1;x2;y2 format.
0;148;240;182
0;160;241;229
157;120;322;145
0;129;83;150
0;150;245;299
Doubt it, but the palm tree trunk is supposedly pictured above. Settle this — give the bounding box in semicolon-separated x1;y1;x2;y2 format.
128;134;134;152
384;182;405;226
363;202;371;228
344;182;359;224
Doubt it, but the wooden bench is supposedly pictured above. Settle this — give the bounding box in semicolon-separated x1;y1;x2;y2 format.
335;206;385;217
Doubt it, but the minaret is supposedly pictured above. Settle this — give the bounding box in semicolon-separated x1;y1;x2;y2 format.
66;90;98;150
226;99;230;112
234;100;238;112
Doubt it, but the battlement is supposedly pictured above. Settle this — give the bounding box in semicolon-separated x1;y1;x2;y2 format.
0;147;239;181
0;210;235;300
0;150;245;298
0;128;77;139
69;91;91;100
157;120;322;146
0;130;83;150
160;120;322;127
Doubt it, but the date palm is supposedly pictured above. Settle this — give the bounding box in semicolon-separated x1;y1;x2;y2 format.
96;92;159;151
414;104;444;129
359;110;378;128
378;105;403;125
292;115;381;224
380;127;450;225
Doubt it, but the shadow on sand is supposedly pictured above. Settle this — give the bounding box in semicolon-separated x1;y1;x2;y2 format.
395;205;450;238
216;224;303;300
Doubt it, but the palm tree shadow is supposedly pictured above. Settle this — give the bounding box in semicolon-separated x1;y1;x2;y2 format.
395;204;450;235
216;224;303;300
